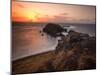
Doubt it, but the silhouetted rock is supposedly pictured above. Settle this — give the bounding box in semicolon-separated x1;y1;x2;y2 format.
43;23;67;37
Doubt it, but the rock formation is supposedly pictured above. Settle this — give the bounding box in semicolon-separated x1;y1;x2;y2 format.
43;23;67;37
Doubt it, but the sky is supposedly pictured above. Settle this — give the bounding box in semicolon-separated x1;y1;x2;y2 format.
12;0;96;24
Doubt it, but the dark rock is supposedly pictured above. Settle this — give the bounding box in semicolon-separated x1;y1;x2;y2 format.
68;30;80;37
69;31;82;44
55;30;96;53
43;23;67;37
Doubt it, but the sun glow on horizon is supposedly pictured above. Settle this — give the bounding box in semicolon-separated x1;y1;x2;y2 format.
12;1;42;22
26;11;39;22
12;1;96;24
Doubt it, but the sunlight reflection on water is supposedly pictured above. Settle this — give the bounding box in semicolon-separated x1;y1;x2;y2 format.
12;26;58;60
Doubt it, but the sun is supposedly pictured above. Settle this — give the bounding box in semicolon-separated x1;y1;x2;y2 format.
26;11;40;22
27;13;36;22
28;14;35;21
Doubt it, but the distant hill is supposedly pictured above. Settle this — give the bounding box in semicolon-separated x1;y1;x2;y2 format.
12;30;96;74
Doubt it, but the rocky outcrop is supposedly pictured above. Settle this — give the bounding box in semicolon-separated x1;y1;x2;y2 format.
53;30;96;71
43;23;67;37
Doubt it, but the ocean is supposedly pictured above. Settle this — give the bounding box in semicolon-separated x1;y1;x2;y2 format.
12;22;96;60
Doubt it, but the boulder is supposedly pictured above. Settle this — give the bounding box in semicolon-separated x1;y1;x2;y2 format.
43;23;67;37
